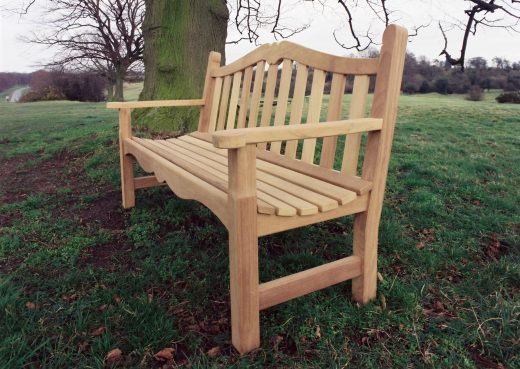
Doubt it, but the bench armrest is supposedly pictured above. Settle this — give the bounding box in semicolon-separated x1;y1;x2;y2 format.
211;118;383;149
107;99;205;109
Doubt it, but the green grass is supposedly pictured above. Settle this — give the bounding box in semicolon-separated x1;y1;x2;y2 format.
0;91;519;368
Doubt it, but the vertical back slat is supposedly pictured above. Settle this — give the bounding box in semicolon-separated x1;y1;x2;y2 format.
237;66;253;128
341;74;370;174
208;77;223;132
270;59;293;154
248;61;266;128
285;63;309;159
216;75;232;131
226;71;242;130
258;63;279;149
319;73;346;168
300;69;326;163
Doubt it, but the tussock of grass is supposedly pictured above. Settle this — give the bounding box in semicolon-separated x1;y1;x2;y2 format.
0;93;518;368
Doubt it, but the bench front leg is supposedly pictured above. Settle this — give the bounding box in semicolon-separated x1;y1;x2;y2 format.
227;144;260;354
119;108;135;208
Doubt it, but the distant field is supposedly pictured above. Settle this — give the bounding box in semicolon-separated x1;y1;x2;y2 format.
0;90;519;368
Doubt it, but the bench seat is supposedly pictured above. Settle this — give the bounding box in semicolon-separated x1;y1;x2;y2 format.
126;133;366;219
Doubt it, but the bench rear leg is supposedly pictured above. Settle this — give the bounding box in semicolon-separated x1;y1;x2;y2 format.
351;211;378;303
119;108;135;209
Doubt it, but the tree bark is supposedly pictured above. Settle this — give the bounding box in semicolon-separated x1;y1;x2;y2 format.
114;66;126;102
138;0;228;133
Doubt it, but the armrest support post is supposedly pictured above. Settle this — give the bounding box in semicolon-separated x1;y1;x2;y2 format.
227;144;260;352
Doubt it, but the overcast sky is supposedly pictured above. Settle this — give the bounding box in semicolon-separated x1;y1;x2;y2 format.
0;0;519;73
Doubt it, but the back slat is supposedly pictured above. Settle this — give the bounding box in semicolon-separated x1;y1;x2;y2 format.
300;69;326;163
341;74;370;174
319;73;346;168
237;66;253;128
216;75;232;131
258;63;279;149
270;59;293;154
208;77;223;132
226;71;242;130
248;61;266;128
285;63;308;159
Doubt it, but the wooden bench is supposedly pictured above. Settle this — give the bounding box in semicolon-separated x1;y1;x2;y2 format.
107;25;407;354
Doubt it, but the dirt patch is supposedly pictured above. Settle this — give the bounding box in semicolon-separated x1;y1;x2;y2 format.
0;151;84;204
0;150;132;271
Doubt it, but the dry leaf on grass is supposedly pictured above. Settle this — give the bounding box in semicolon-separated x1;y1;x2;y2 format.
206;346;220;358
26;301;36;310
153;347;175;362
104;348;122;366
91;326;106;337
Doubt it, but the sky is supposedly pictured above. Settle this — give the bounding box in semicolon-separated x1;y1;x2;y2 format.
0;0;519;73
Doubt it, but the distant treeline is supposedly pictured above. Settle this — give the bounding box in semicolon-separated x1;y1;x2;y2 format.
0;70;144;102
0;54;518;101
402;54;520;94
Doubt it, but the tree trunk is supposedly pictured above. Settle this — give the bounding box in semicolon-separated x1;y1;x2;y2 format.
107;82;114;101
114;67;126;102
138;0;228;133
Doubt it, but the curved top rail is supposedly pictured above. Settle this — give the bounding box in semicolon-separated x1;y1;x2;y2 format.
212;41;379;77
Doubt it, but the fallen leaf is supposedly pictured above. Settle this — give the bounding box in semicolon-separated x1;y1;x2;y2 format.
315;325;321;338
380;293;387;310
97;304;108;312
153;347;175;362
91;326;106;337
206;346;220;358
416;241;425;250
26;302;36;310
104;348;122;366
112;295;121;304
433;300;444;312
377;272;384;282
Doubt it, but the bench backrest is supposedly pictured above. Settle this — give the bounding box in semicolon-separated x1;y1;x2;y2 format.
198;25;407;181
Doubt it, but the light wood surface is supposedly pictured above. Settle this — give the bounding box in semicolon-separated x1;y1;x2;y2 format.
284;63;308;158
211;118;382;149
351;25;408;304
259;256;362;310
198;52;222;132
319;73;346;168
342;74;370;174
107;99;204;109
212;40;379;77
247;61;266;128
113;25;408;355
300;69;326;163
119;108;135;208
226;71;242;130
227;144;260;353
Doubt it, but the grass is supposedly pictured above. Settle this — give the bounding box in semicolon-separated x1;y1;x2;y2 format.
0;89;519;368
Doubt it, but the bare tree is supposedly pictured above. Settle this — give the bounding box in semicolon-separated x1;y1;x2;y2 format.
26;0;144;101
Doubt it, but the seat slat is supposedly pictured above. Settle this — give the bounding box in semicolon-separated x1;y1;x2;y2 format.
237;66;253;128
342;74;370;174
216;75;232;131
170;138;339;212
180;135;357;205
226;71;242;130
158;140;319;216
270;59;293;154
248;61;266;128
136;138;292;216
300;69;326;163
208;77;223;132
285;63;308;159
319;73;346;168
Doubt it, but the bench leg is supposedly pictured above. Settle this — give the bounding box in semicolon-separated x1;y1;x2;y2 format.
227;145;260;354
120;153;135;209
228;204;260;354
119;108;135;209
351;211;378;303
